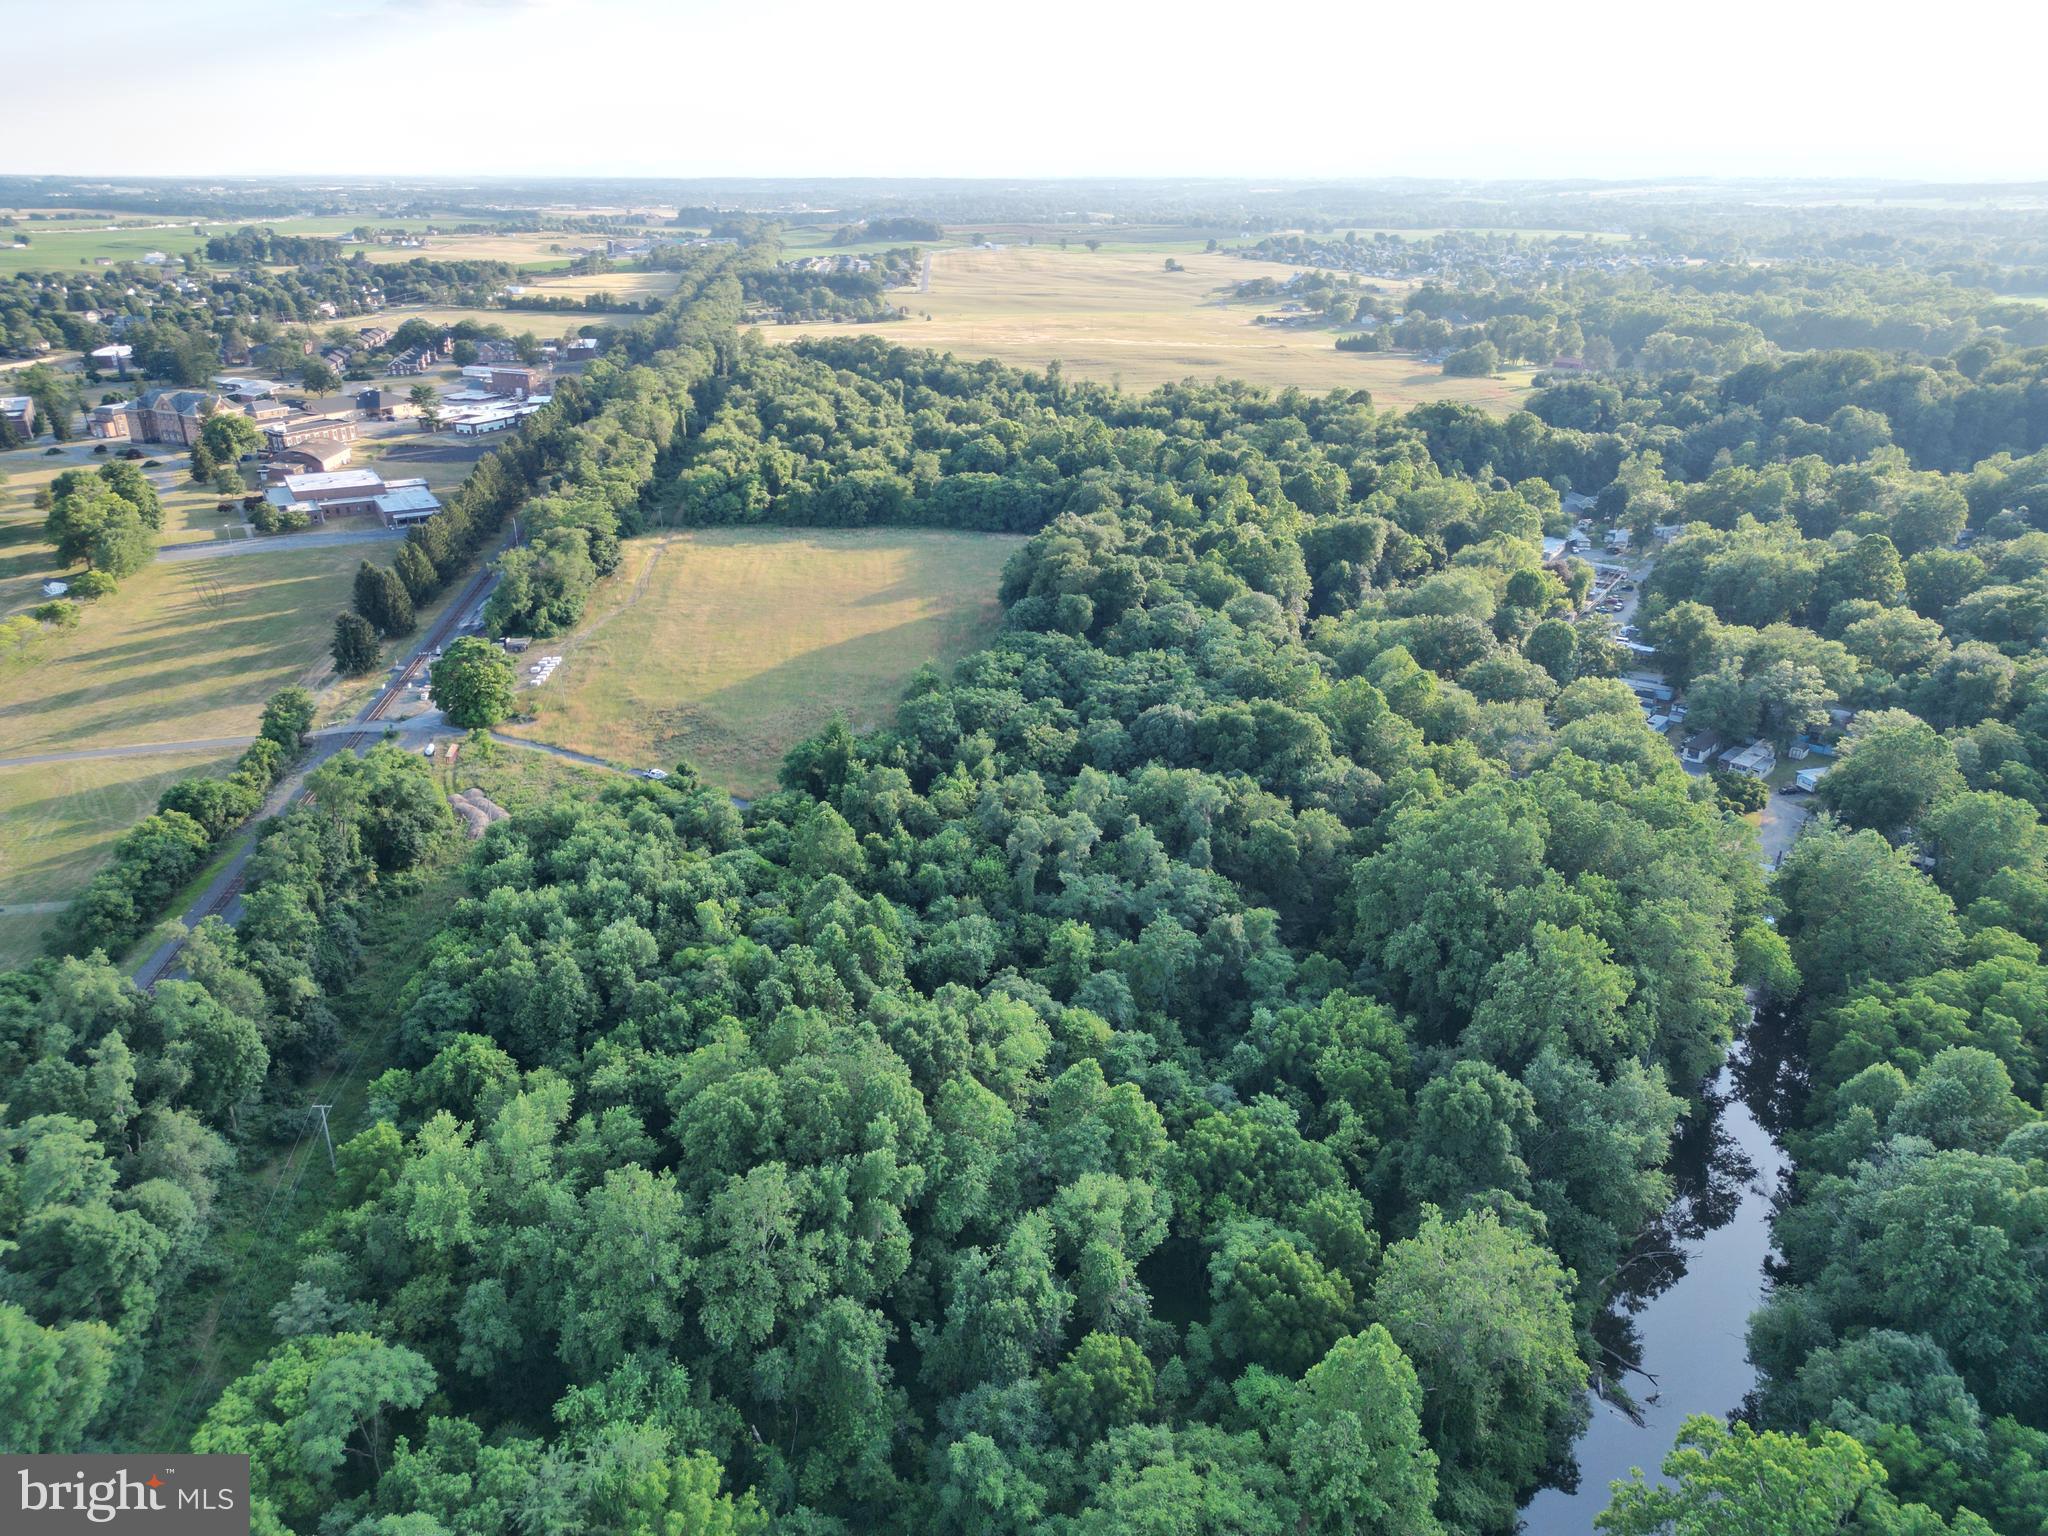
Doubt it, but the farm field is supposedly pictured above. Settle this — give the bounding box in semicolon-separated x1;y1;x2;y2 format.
765;245;1537;408
512;269;681;301
0;745;238;922
0;212;664;276
0;539;360;756
498;527;1020;797
0;211;527;275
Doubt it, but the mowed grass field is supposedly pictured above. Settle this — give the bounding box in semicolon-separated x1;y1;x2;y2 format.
0;210;671;277
1;444;258;611
499;528;1020;796
0;745;238;923
766;246;1536;410
0;212;543;276
0;538;360;756
514;270;681;301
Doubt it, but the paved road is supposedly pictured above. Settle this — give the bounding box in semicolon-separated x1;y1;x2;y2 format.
133;554;503;988
1760;788;1811;868
0;736;256;769
158;528;403;561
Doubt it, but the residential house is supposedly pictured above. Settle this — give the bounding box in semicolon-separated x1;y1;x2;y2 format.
1622;673;1674;703
356;325;391;348
386;346;434;376
1719;740;1776;779
1678;731;1723;767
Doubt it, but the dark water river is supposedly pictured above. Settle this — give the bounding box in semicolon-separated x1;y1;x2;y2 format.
1517;1051;1789;1533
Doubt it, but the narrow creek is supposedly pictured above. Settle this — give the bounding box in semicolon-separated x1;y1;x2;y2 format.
1518;1046;1790;1532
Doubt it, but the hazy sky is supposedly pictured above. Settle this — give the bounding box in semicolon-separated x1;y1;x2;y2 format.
11;0;2044;182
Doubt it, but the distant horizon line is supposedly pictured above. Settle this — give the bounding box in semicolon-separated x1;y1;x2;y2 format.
7;171;2048;191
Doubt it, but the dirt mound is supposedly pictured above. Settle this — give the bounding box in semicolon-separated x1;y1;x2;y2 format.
449;786;510;839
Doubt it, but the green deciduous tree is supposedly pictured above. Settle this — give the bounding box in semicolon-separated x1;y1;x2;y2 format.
428;637;516;729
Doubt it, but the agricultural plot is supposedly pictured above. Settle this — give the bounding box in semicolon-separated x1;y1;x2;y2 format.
765;245;1536;409
0;211;518;275
498;527;1020;797
513;270;682;301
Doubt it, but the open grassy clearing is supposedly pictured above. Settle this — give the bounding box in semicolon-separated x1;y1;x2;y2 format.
513;269;682;301
436;739;616;814
0;746;239;902
372;303;636;336
499;527;1019;797
0;211;513;275
765;245;1535;409
0;911;56;970
348;231;578;268
1;442;254;611
0;542;360;756
0;212;654;276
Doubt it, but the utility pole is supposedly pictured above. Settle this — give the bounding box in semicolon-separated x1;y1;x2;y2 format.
311;1103;336;1172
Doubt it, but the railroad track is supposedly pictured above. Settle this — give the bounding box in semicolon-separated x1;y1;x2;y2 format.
358;559;499;727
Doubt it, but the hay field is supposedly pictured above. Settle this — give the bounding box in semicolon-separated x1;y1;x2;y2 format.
499;527;1020;796
765;246;1535;409
516;270;681;301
